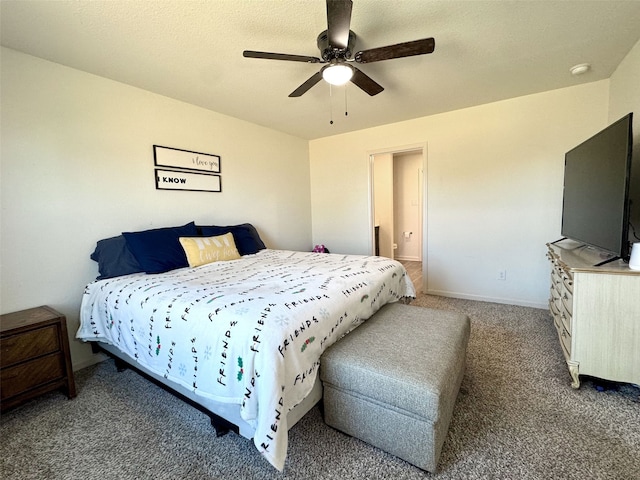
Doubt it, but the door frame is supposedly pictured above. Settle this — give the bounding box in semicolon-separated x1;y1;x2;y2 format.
367;142;428;293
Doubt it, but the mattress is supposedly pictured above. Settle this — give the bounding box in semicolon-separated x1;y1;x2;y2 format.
77;249;415;470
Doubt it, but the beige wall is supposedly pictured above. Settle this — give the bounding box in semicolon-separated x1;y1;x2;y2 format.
0;47;312;370
393;151;423;262
310;81;610;308
373;153;394;259
2;40;637;369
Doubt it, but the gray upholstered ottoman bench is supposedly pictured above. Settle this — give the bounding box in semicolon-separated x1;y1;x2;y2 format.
320;302;470;472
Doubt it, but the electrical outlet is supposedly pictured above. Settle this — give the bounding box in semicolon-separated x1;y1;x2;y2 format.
498;270;507;281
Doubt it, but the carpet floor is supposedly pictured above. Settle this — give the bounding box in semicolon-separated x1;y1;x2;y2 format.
1;295;639;479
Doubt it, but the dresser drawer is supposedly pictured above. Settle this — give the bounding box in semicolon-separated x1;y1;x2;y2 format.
559;326;571;358
551;266;563;290
1;353;65;400
549;289;556;307
562;271;574;294
560;307;572;335
560;285;573;317
1;325;60;368
549;295;561;322
552;309;562;333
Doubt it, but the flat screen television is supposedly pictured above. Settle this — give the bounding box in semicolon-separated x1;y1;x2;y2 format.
561;112;634;263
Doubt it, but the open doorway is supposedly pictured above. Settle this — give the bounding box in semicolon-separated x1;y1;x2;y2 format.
369;144;427;293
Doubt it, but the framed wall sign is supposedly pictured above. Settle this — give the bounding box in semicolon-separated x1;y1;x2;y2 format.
155;169;222;192
153;145;221;174
153;145;222;192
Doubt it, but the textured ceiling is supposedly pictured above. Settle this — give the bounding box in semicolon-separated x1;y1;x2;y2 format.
2;0;640;140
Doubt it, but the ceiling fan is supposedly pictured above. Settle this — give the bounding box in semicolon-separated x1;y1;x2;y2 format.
243;0;435;97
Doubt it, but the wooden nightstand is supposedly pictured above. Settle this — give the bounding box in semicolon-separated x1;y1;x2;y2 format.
1;305;76;412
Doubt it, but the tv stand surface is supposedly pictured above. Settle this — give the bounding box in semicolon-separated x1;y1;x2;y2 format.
592;255;621;267
546;240;640;388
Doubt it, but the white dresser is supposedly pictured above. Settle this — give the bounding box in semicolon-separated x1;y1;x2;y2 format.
546;240;640;388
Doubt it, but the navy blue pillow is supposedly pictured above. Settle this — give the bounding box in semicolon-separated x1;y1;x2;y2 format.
197;223;266;256
91;235;143;280
123;222;198;274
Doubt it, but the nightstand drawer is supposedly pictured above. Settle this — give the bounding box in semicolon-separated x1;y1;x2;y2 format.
1;353;65;400
1;306;76;411
0;325;60;368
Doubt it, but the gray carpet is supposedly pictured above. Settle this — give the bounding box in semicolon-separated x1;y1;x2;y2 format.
2;295;639;480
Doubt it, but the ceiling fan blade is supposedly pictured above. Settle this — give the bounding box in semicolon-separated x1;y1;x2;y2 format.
354;37;435;63
289;71;324;97
243;50;321;63
326;0;353;49
350;67;384;96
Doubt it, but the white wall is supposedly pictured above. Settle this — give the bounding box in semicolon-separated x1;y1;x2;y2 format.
608;39;640;241
0;47;312;369
609;39;640;124
310;81;610;308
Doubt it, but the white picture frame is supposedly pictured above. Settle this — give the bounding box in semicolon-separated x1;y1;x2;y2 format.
155;169;222;192
153;145;221;174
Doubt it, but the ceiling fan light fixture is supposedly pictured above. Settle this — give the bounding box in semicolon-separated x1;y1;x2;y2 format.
322;64;354;85
245;0;434;97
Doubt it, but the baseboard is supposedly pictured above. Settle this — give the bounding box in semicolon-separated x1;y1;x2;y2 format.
72;352;107;371
425;289;548;310
394;255;421;262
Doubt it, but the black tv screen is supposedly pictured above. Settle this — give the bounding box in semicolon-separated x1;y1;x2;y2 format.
561;113;633;261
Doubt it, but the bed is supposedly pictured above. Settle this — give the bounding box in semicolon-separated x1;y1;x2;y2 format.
76;222;416;470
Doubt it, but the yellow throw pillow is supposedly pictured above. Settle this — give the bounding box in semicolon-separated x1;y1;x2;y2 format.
179;233;241;267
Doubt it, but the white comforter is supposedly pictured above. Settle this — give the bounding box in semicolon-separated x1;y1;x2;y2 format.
77;249;415;470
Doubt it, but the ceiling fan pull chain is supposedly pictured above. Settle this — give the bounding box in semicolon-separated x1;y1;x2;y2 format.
345;84;348;117
329;84;334;125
